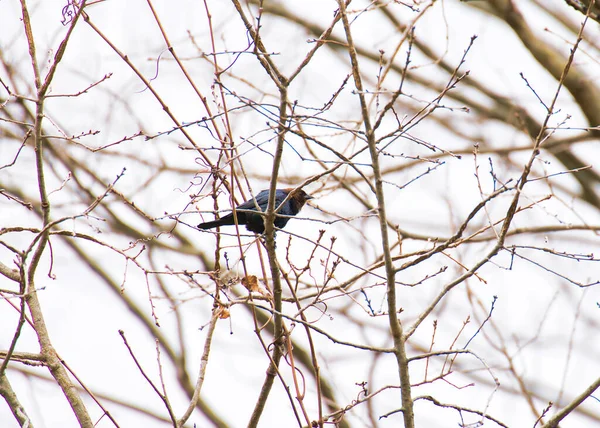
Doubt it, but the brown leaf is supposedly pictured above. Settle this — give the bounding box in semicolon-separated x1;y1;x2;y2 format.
217;308;230;319
241;275;259;292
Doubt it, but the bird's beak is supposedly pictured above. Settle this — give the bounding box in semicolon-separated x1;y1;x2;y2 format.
306;194;314;200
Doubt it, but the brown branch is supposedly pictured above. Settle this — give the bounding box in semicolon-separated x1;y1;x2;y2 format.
541;375;600;428
336;1;415;426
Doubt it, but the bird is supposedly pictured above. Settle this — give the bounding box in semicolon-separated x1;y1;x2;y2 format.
197;188;313;234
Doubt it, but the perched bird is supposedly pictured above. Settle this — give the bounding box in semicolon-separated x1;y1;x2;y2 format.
198;188;313;234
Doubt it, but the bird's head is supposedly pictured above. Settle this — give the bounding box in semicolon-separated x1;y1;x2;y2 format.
286;188;314;208
294;189;313;205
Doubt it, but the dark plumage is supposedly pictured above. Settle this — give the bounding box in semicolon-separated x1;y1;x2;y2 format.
197;188;313;234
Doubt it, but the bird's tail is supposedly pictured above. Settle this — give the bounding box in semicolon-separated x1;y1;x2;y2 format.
197;215;234;230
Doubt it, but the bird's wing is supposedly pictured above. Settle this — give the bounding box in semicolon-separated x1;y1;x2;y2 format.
236;189;270;211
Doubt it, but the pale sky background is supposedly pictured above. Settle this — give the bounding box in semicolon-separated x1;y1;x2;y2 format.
1;0;600;427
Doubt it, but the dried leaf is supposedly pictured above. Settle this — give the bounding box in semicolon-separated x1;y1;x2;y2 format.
217;308;230;319
241;275;259;292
